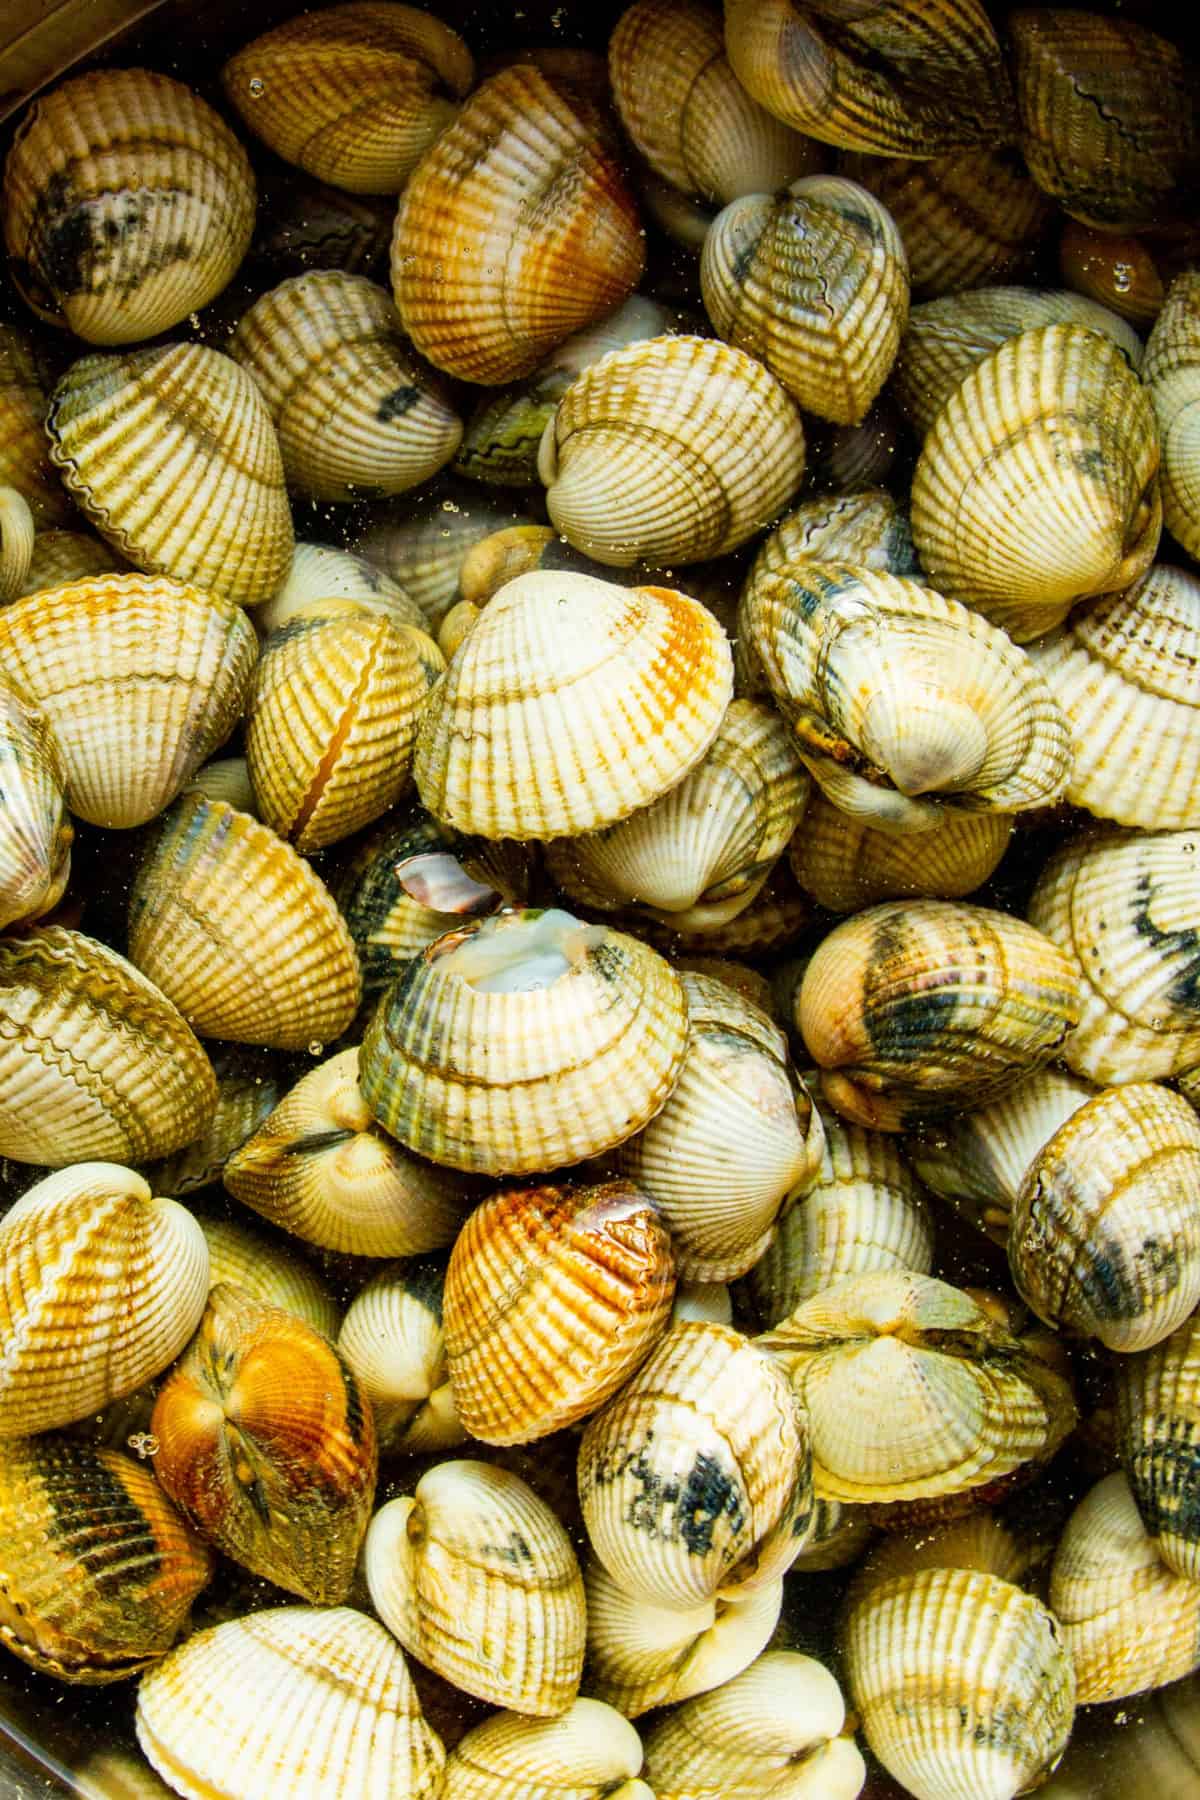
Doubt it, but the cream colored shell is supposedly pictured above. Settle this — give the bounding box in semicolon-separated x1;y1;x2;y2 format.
1116;1311;1200;1582
1144;271;1200;560
198;1216;341;1341
337;1260;463;1455
790;790;1013;913
259;541;427;638
0;680;71;931
440;1700;652;1800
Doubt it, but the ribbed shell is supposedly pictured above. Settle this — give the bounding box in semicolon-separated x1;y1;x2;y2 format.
910;324;1161;640
414;572;733;840
223;3;473;194
135;1606;445;1800
1008;1082;1200;1354
353;483;540;627
748;489;918;588
46;343;294;609
1011;10;1198;232
360;910;690;1175
0;928;217;1168
1050;1472;1200;1704
0;486;34;600
150;1284;376;1604
757;1270;1076;1504
391;65;643;384
0;1163;209;1436
260;541;427;638
0;321;71;525
577;1321;812;1610
224;1047;467;1258
0;680;71;930
539;335;806;567
16;527;124;598
364;1463;584;1714
742;563;1071;832
199;1216;341;1341
1144;271;1200;561
844;1564;1076;1800
3;68;255;345
127;795;361;1052
614;974;823;1282
140;1054;281;1198
627;856;813;958
246;601;433;852
440;1700;652;1800
181;756;257;817
722;0;1014;156
790;791;1013;913
337;1259;462;1455
443;1179;674;1444
1116;1313;1200;1582
0;1436;212;1684
1026;829;1200;1085
250;163;395;278
230;273;461;502
0;573;257;829
749;1096;935;1324
701;176;908;425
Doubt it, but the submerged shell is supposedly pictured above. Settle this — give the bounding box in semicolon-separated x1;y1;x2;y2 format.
440;1699;651;1800
414;571;733;840
260;540;427;637
0;573;257;829
353;482;539;627
790;792;1012;913
1116;1312;1200;1582
0;1163;209;1437
0;928;217;1168
3;68;255;344
337;1259;463;1454
1144;271;1200;561
135;1605;445;1799
1059;219;1166;331
15;527;125;598
0;680;71;930
0;321;71;525
127;794;361;1051
443;1179;674;1444
140;1053;282;1199
47;344;294;609
198;1215;341;1340
748;488;918;588
911;323;1161;641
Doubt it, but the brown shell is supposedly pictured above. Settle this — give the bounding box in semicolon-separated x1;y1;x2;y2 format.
1059;219;1165;330
0;321;71;526
1116;1312;1200;1583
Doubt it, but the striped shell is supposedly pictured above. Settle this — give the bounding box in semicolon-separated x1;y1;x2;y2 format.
337;1259;463;1455
440;1700;651;1800
0;680;71;930
139;1051;282;1199
198;1215;341;1341
748;488;917;588
1116;1312;1200;1582
0;321;71;525
260;541;427;638
790;791;1013;913
1144;271;1200;561
0;486;34;600
353;482;539;628
15;527;124;598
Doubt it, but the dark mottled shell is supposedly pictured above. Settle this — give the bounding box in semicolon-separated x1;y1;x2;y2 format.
1116;1313;1200;1582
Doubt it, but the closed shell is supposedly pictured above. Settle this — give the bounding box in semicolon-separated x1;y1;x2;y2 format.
748;488;918;588
353;482;540;628
791;793;1012;914
337;1259;463;1454
0;321;71;525
440;1699;652;1800
198;1215;341;1341
181;756;257;817
139;1052;282;1198
15;527;125;598
260;540;427;637
1116;1312;1200;1582
0;680;71;930
3;68;255;344
1144;271;1200;561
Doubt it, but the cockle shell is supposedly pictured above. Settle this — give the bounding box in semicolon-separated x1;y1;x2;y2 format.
1144;271;1200;561
151;1284;376;1604
224;3;473;194
1116;1312;1200;1582
15;527;124;599
0;928;217;1167
127;794;361;1052
0;573;257;829
181;756;257;817
135;1605;445;1799
911;323;1161;640
0;1163;209;1436
224;1047;468;1258
757;1271;1076;1505
361;909;690;1175
748;488;918;589
198;1215;341;1341
46;343;294;609
0;486;34;600
259;540;427;638
790;791;1013;914
353;481;539;627
1059;219;1166;330
701;175;908;425
249;162;395;278
230;273;461;502
0;1436;212;1683
443;1179;674;1443
364;1462;585;1714
439;1699;652;1800
577;1321;813;1610
391;65;643;384
337;1259;463;1454
0;680;71;930
0;321;70;526
538;335;806;567
415;571;732;840
139;1052;281;1199
3;68;255;344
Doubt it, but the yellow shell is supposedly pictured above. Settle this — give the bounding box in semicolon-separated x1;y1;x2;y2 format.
0;679;71;930
3;68;255;344
337;1259;463;1455
127;795;362;1052
0;486;34;600
1144;271;1200;561
260;540;428;638
352;482;540;627
46;343;294;609
181;756;257;817
439;1699;652;1800
0;1163;209;1436
222;2;474;194
0;321;71;526
790;791;1013;913
14;527;124;598
391;65;644;384
1116;1312;1200;1583
0;573;257;829
139;1051;282;1199
198;1215;341;1341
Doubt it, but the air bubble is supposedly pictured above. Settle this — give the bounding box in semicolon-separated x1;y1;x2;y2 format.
247;76;265;98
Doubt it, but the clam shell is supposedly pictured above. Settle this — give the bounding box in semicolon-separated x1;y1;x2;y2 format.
0;486;34;600
46;343;294;609
414;571;733;840
1116;1312;1200;1582
139;1053;282;1199
0;573;257;829
135;1605;445;1799
352;482;540;627
250;163;395;279
198;1215;341;1341
627;856;813;957
1050;1472;1200;1704
360;909;690;1175
223;2;474;194
790;791;1013;913
440;1699;652;1800
127;794;361;1052
911;323;1161;640
577;1320;812;1610
181;756;257;818
0;321;71;525
224;1047;468;1258
364;1462;585;1714
1144;270;1200;562
0;928;217;1168
391;65;643;384
0;679;71;930
0;1163;209;1436
1059;220;1166;330
539;334;806;567
748;488;918;587
337;1259;463;1455
614;974;823;1283
3;68;255;344
151;1283;376;1604
443;1178;674;1444
260;541;427;637
757;1270;1077;1505
701;176;908;425
230;273;461;502
0;1436;212;1684
15;527;125;598
1026;828;1200;1085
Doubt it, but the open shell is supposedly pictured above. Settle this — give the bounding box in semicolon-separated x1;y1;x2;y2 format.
790;791;1013;913
1116;1312;1200;1583
0;679;71;930
1144;271;1200;562
337;1259;463;1455
439;1699;652;1800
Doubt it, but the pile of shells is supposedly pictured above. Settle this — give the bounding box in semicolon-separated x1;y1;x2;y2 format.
0;1;1197;1797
